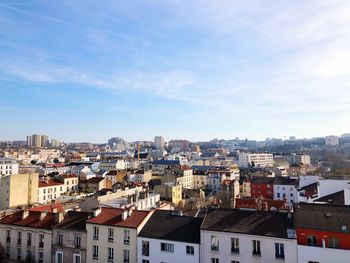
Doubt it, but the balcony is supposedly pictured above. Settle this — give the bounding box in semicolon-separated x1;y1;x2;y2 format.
124;239;130;245
252;250;261;257
108;237;114;242
17;239;22;245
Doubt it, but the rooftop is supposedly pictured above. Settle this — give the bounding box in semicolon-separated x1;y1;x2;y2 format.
39;180;64;188
138;210;203;243
54;211;93;230
86;207;149;228
295;203;350;233
201;208;291;239
251;176;275;184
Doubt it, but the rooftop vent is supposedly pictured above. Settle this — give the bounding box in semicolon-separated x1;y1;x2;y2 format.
325;212;332;218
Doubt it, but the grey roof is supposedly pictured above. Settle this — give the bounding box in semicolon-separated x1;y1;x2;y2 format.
251;176;275;184
314;190;345;205
274;176;299;186
201;208;291;239
153;159;180;166
295;203;350;233
138;210;203;243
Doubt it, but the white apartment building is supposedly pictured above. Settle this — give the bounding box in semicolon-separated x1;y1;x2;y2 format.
38;179;65;204
238;153;274;168
201;208;297;263
137;210;203;263
154;136;165;149
86;207;151;263
0;157;19;176
273;176;299;207
325;135;339;146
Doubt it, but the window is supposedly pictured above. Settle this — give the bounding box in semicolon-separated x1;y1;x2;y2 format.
17;247;21;261
232;261;239;263
27;233;32;246
57;233;63;245
17;231;22;245
108;228;114;242
211;236;219;251
123;250;129;263
38;251;44;263
275;243;285;260
252;240;261;256
93;226;99;240
56;252;63;263
92;245;98;260
186;245;194;255
328;236;339;248
306;235;317;246
39;234;44;248
6;245;10;257
142;260;150;263
75;235;81;248
6;230;11;243
211;258;219;263
142;240;149;256
277;193;280;198
73;254;81;263
308;262;320;263
26;249;32;260
161;242;174;252
108;247;114;262
124;229;130;244
231;238;239;254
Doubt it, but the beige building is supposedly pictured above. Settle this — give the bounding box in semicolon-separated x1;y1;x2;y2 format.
161;167;193;189
154;183;182;206
86;207;151;263
0;173;39;210
59;174;79;193
241;181;251;197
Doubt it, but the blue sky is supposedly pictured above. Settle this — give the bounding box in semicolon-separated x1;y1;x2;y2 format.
0;0;349;143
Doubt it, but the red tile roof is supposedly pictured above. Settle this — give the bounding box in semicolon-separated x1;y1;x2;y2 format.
27;203;64;213
39;180;64;188
62;174;78;179
0;211;58;229
87;207;149;228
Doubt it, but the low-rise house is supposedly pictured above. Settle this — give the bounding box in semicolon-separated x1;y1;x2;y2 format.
86;207;151;263
250;176;275;199
161;166;193;189
0;157;19;177
201;207;297;263
52;211;93;263
79;177;107;192
295;204;350;262
138;210;203;263
154;183;182;206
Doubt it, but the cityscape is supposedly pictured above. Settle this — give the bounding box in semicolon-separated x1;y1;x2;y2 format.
1;1;350;263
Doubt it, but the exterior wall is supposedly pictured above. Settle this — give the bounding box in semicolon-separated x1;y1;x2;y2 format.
52;228;87;263
154;184;182;205
63;177;79;192
86;224;138;263
193;174;208;189
251;182;274;199
0;224;52;263
38;184;65;204
137;237;200;263
0;158;19;176
242;181;251;197
0;173;39;210
317;179;350;199
273;184;298;206
296;228;350;249
201;230;297;263
238;153;274;168
297;244;350;263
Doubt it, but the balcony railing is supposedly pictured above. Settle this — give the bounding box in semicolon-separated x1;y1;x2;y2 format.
39;242;44;248
6;237;10;243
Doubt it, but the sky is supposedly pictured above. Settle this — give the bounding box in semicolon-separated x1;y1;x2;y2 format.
0;0;350;143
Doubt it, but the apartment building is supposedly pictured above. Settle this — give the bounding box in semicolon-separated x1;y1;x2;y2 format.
154;183;182;206
86;207;151;263
273;176;299;207
0;157;19;176
0;204;64;263
138;210;203;263
0;173;39;210
250;176;275;199
38;179;65;204
238;153;274;168
295;204;350;262
99;159;126;171
52;211;93;263
161;167;193;189
201;208;297;263
59;174;79;193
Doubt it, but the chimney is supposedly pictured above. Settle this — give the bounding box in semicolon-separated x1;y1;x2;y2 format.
22;210;29;219
122;210;128;220
93;207;102;217
55;211;64;223
40;210;48;220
